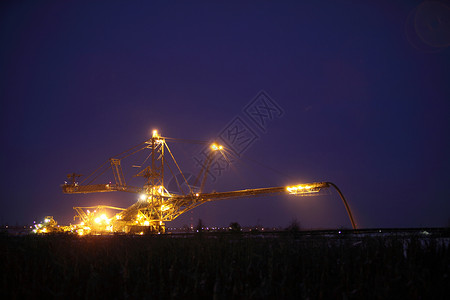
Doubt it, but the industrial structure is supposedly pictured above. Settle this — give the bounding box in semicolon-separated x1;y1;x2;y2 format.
34;130;356;235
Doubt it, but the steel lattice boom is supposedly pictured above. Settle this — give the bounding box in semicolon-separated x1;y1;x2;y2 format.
36;130;356;235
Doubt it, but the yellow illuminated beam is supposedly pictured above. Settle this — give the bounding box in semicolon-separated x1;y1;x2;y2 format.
286;183;325;194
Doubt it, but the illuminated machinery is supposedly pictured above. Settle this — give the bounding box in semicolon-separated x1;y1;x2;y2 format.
33;216;67;234
61;130;357;235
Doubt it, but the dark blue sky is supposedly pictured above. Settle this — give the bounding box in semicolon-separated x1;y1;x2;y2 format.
1;0;449;229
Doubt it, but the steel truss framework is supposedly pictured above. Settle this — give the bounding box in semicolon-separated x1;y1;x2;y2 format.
56;131;356;235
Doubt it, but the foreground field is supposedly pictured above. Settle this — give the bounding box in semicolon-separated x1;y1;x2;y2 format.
1;231;449;299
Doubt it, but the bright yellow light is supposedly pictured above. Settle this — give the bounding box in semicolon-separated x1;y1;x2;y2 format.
140;194;147;201
44;218;50;223
144;221;150;226
161;204;170;211
101;214;107;220
286;183;321;194
80;222;84;226
94;217;101;224
42;228;47;233
152;129;159;138
211;143;223;151
195;193;199;197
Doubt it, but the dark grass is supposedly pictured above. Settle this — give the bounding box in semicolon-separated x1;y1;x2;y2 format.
1;232;449;299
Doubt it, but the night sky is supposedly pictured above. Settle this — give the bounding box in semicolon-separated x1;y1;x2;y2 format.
1;1;449;229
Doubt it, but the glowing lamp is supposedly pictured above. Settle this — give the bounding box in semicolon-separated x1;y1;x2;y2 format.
286;184;320;194
211;143;223;151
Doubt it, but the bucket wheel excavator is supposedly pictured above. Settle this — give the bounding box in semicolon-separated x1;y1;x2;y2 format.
53;130;356;235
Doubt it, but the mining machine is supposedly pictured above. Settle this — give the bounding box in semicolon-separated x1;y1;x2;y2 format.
59;130;356;235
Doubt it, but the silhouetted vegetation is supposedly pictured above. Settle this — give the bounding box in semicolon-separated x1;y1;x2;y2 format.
286;218;301;233
1;232;449;299
228;222;242;234
195;218;204;234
